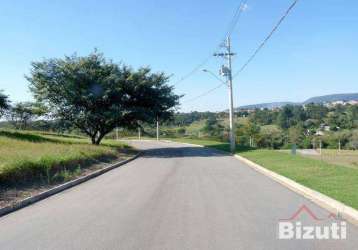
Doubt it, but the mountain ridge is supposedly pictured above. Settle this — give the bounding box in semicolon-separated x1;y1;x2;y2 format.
236;93;358;110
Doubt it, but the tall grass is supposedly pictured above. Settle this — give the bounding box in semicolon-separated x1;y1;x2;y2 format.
0;130;130;187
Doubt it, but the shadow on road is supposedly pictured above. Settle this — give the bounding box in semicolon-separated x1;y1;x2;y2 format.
141;147;228;158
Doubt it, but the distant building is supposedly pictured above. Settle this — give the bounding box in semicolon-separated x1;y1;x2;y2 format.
348;100;358;105
319;123;330;131
326;99;358;107
315;123;330;136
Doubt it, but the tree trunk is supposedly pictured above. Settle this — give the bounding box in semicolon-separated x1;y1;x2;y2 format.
95;132;105;145
91;135;96;145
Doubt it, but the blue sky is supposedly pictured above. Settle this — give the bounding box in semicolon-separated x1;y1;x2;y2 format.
0;0;357;112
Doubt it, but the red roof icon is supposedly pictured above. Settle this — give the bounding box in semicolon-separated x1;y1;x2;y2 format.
280;205;324;221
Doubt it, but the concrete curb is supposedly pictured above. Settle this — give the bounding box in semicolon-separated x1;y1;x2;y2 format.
0;152;141;218
234;154;358;226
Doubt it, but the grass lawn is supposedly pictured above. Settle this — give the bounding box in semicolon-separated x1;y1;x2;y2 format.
170;137;358;210
303;149;358;169
0;130;134;187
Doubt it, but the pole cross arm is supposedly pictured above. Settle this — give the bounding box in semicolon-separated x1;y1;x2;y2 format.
213;52;236;57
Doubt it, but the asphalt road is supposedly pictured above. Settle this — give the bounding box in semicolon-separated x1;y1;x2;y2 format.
1;140;358;250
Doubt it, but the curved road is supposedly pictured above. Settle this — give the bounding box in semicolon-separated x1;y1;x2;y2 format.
0;140;357;249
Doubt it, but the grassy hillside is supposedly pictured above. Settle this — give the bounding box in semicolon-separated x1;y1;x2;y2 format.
0;130;133;187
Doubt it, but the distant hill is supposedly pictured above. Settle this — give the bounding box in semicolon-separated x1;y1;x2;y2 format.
236;102;297;111
236;93;358;110
303;93;358;104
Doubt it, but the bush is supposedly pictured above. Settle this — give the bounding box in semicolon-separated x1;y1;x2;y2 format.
301;137;313;149
256;125;285;149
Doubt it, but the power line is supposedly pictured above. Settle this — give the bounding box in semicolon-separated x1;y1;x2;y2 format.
173;54;214;86
182;82;226;103
232;0;299;79
174;0;248;86
181;0;299;104
225;0;248;38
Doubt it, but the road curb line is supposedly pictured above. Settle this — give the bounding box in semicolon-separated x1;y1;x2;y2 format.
0;152;142;218
234;154;358;226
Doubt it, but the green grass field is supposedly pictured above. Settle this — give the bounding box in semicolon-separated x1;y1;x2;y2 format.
0;130;133;187
303;149;358;169
170;138;358;210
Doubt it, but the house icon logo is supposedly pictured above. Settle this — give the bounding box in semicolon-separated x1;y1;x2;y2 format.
278;204;346;240
280;204;338;221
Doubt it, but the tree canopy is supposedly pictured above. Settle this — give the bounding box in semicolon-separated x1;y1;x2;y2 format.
27;51;180;144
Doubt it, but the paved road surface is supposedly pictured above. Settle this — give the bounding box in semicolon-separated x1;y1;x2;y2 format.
1;140;358;250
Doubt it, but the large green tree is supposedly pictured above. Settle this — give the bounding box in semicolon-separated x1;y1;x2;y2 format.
27;51;180;144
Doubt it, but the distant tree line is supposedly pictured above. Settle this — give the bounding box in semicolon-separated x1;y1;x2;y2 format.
149;104;358;150
244;104;358;149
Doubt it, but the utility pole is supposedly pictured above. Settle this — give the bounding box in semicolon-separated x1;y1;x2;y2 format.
138;127;141;140
338;139;341;152
319;140;322;155
156;116;159;141
214;36;236;153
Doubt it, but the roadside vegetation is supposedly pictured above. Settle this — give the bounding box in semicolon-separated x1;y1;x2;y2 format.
0;130;134;188
170;138;358;210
